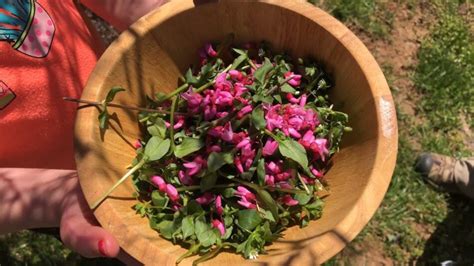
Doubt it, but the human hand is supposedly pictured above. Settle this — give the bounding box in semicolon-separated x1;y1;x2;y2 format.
0;168;121;258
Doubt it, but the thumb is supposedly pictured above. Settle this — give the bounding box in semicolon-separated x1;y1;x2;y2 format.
59;178;120;258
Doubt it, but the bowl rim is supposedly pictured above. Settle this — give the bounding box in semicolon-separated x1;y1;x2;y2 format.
76;0;398;264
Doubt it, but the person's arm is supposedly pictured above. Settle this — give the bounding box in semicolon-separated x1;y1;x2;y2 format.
0;168;120;258
80;0;168;31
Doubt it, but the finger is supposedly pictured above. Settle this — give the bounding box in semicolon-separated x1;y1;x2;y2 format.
60;179;120;258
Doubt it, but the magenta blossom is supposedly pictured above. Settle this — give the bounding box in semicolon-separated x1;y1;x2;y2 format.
205;43;218;57
265;174;275;186
181;88;203;112
215;195;223;215
178;170;194;186
134;139;142;149
212;219;226;236
265;104;283;131
196;192;215;205
221;122;234;142
166;184;180;202
151;175;166;192
281;195;299;206
234;157;244;173
284;71;302;87
165;115;185;130
309;138;329;161
229;70;244;81
237;105;253;118
183;156;206;176
310;166;324;178
262;139;278;156
235;186;257;209
215;72;233;92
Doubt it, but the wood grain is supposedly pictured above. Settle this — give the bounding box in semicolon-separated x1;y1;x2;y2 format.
75;0;398;265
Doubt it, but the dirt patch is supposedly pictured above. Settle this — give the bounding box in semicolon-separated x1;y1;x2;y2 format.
348;2;438;120
340;235;394;266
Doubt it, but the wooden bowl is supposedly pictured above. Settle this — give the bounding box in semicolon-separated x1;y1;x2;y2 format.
75;0;398;265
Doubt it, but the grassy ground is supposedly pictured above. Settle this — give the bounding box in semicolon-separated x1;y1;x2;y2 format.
1;1;472;265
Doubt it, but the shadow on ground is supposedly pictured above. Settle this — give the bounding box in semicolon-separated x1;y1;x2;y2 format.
417;195;474;264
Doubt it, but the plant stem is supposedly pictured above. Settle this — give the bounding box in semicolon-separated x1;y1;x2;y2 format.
63;97;175;114
297;172;311;195
176;183;237;192
192;245;222;266
265;76;294;96
160;83;189;102
169;96;179;152
235;178;306;194
193;81;214;93
247;58;257;69
90;159;146;210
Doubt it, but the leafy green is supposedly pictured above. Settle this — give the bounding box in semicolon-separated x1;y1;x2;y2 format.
144;137;171;161
174;137;204;158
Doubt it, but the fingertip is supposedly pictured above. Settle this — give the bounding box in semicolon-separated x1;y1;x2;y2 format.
98;236;120;258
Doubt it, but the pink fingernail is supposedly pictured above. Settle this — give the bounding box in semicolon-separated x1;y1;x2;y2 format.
98;239;109;257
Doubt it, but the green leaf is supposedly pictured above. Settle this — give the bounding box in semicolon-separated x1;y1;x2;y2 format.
255;189;279;222
251;106;266;130
182;216;195;239
153;220;175;239
145;137;171;161
231;53;248;70
278;138;309;170
147;118;167;138
233;48;246;55
98;109;109;130
200;172;217;192
281;83;296;93
222;188;236;198
254;58;273;84
207;152;233;172
174;137;204;158
151;190;168;208
257;158;266;186
185;200;204;215
185;68;199;85
294;190;312;205
105;87;125;103
237;209;263;231
195;218;217;247
273;94;282;103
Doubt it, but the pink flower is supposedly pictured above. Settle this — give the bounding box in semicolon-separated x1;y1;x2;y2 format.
286;93;300;104
281;195;299;206
166;184;180;202
207;145;222;153
266;161;281;174
234;83;248;97
236;137;251;149
181;88;202;111
310;138;329;161
265;174;275;186
215;72;232;91
211;219;226;236
234;157;244;173
229;70;244;81
205;43;218;57
262;139;279;156
221;122;234;142
237;105;253;118
235;186;256;201
288;127;302;138
265;104;283;131
134;139;142;149
215;195;223;215
284;71;302;87
310;166;324;178
299;94;307;106
215;90;234;106
275;171;291;181
178;170;194;185
300;130;316;148
235;187;257;208
204;104;217;120
196;192;215;205
183;156;206;176
151;175;166;192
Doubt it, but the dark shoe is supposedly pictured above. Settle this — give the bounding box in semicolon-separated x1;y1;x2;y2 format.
415;153;460;194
